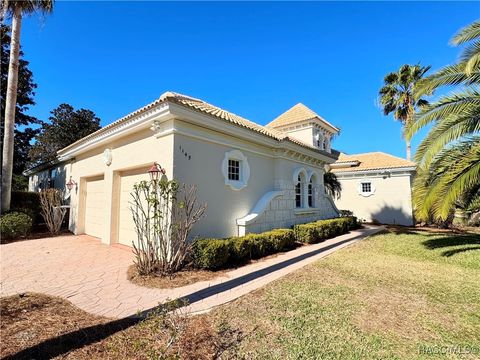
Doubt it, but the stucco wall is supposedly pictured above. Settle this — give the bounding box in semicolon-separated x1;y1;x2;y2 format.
27;115;339;244
67;126;175;244
172;120;338;238
334;172;414;226
171;127;275;238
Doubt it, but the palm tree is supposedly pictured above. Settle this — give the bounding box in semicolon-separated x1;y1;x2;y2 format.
324;171;342;199
378;64;431;161
406;20;480;222
1;0;53;211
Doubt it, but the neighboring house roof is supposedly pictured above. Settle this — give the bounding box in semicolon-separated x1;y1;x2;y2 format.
23;158;66;176
57;91;338;159
266;103;339;132
331;152;416;173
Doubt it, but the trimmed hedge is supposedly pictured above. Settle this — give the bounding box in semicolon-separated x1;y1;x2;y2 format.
192;217;358;270
0;211;33;239
192;228;296;270
192;239;230;270
294;216;358;244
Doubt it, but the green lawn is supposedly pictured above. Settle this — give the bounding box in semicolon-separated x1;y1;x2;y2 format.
211;230;480;359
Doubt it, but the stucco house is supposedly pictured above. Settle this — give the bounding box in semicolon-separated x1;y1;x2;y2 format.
330;152;416;226
26;92;341;246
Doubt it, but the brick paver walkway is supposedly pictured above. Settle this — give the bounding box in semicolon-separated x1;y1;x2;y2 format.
0;226;382;318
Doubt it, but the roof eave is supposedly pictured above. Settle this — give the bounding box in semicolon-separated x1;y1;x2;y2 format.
332;166;417;176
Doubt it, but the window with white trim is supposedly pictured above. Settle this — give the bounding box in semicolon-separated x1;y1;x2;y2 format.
228;159;240;181
222;150;250;191
361;182;372;193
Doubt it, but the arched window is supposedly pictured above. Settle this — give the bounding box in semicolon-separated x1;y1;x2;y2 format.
308;178;314;207
295;174;305;208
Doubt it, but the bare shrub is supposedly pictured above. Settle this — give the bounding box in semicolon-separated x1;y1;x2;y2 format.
39;189;67;235
130;176;207;276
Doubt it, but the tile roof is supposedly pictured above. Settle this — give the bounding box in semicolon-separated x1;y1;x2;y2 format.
266;103;339;131
331;152;416;173
58;91;337;158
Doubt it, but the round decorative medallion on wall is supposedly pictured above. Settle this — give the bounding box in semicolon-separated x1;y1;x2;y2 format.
103;148;112;166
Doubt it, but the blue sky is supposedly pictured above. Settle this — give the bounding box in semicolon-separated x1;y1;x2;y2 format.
20;1;479;158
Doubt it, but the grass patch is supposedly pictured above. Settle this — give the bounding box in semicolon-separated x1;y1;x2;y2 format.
211;230;480;359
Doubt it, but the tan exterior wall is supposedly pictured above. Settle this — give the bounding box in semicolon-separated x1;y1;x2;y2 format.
171;120;338;238
67;126;174;244
334;172;414;226
284;126;314;146
27;113;339;244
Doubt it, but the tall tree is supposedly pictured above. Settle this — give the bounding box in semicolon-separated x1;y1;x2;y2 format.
29;104;101;165
406;20;480;222
378;64;431;161
0;25;42;186
1;0;54;211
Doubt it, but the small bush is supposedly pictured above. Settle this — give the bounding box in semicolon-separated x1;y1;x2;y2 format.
265;229;296;252
294;224;319;244
228;236;253;263
0;211;33;239
192;239;230;270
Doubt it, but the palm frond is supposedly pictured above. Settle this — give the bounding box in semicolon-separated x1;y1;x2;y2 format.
414;138;480;221
415;62;480;96
451;20;480;45
414;109;480;166
407;87;480;139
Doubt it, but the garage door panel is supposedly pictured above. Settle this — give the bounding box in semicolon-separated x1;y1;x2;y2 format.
118;169;149;247
84;176;105;239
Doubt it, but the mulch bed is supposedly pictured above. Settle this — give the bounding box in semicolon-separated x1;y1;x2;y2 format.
0;292;242;359
127;265;228;289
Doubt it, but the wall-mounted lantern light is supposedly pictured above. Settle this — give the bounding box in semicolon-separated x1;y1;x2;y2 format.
148;162;166;182
66;176;77;191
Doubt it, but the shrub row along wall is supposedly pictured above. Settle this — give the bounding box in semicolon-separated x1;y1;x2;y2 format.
193;216;358;270
293;216;358;244
192;229;296;270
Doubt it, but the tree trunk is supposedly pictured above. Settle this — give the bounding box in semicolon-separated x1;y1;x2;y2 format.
2;7;22;212
406;139;411;161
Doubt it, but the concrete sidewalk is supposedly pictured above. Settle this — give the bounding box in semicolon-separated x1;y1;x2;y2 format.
1;225;382;318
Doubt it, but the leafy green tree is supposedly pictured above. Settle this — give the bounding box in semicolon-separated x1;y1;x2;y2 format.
29;104;101;165
1;0;54;211
0;25;42;189
324;171;342;199
406;20;480;222
378;64;431;160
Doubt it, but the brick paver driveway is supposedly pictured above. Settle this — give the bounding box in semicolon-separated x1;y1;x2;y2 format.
1;226;382;318
0;235;165;318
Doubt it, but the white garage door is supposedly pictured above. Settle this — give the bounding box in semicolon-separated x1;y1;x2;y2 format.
84;176;105;239
118;168;149;247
